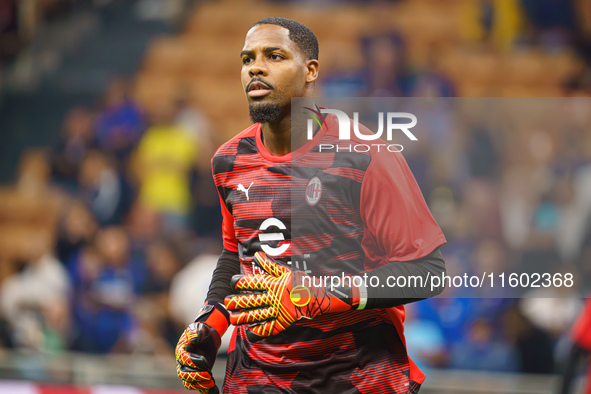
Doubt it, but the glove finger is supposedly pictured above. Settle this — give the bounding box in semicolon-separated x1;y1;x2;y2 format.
182;351;213;372
248;317;291;338
175;326;199;367
247;320;276;339
177;363;213;384
178;364;212;378
182;380;207;393
176;346;199;370
254;252;291;277
224;292;271;311
231;274;268;291
183;380;218;392
229;306;277;325
246;328;266;343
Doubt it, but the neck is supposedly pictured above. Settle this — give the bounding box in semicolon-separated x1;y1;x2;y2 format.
260;98;319;156
260;112;293;156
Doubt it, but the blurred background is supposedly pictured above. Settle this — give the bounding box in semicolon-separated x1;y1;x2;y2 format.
1;0;591;393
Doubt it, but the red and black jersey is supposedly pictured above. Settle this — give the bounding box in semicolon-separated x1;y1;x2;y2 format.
212;114;446;394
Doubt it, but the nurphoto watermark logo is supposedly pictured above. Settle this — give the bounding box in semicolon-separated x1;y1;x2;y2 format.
304;105;418;153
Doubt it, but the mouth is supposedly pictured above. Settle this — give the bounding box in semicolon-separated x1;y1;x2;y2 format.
247;81;272;98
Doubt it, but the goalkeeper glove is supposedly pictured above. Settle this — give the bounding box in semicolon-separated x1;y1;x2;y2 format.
224;252;361;341
175;302;229;392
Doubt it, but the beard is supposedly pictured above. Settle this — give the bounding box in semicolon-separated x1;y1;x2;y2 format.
249;102;283;124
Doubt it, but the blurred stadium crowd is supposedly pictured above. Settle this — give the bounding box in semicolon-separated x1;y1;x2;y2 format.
1;0;591;385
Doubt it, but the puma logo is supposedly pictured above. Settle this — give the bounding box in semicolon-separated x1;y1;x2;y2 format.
237;182;254;201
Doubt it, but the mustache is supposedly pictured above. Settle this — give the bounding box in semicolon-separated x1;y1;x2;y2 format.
245;78;274;92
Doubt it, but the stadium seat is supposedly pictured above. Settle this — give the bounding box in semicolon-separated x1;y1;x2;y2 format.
142;36;187;75
501;51;548;88
440;48;501;87
185;2;291;38
319;39;363;74
0;187;60;231
132;72;180;115
0;224;55;262
187;77;247;123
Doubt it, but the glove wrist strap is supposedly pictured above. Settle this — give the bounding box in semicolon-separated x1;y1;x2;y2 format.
195;301;230;337
328;279;367;311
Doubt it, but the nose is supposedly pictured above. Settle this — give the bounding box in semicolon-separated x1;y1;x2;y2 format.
248;56;267;78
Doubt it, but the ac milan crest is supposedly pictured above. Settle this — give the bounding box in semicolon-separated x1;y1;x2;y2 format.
305;177;322;206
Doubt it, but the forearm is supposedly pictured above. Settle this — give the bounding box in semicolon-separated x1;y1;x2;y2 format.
337;247;446;310
191;249;241;338
559;343;587;394
206;249;241;303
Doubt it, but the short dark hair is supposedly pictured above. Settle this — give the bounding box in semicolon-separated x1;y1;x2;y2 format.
250;17;318;61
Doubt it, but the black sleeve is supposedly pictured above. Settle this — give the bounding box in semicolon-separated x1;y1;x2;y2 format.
205;249;241;303
363;247;446;310
559;343;588;394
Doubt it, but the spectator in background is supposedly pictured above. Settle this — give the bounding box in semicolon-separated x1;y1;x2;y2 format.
521;0;577;49
503;305;556;374
320;33;408;97
67;246;102;351
408;48;456;98
55;200;98;267
404;305;447;368
0;230;70;352
0;0;22;61
459;0;525;50
360;33;410;97
0;315;15;353
450;318;518;372
51;107;95;193
133;103;197;233
140;239;181;296
95;76;145;164
129;239;182;354
173;89;211;148
70;227;139;354
172;88;215;173
124;201;163;275
168;241;232;353
78;149;133;226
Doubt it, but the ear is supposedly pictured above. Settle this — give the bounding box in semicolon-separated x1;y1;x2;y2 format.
305;59;319;84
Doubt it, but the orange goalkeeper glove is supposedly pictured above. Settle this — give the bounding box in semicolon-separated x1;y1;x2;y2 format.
224;252;360;342
175;302;228;392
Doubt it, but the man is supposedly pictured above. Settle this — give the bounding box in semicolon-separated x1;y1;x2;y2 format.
175;17;446;394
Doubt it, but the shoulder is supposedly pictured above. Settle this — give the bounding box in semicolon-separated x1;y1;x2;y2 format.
322;115;405;176
212;123;259;175
213;123;258;158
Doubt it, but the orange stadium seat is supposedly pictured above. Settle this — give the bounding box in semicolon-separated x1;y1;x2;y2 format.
0;187;60;230
0;224;55;262
181;37;242;77
455;81;498;97
185;2;292;38
187;77;248;123
142;36;188;74
439;48;501;87
395;0;461;44
144;35;244;79
320;39;363;74
501;50;549;88
132;72;180;114
499;85;563;97
542;50;584;86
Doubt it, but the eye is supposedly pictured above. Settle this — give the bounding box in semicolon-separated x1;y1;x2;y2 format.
269;54;283;61
242;57;252;65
